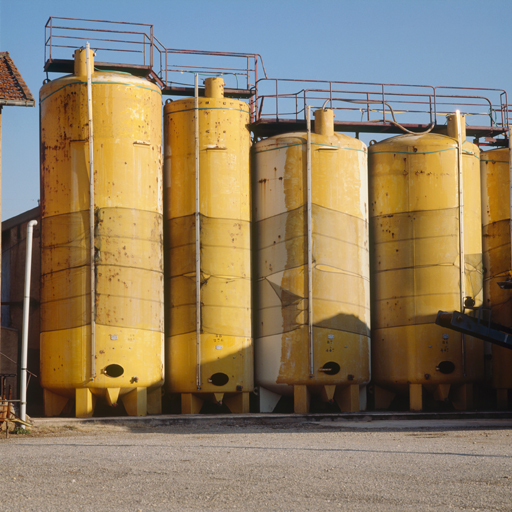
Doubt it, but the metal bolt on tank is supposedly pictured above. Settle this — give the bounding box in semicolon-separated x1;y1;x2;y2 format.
253;108;371;413
39;48;164;417
164;77;253;414
369;113;484;411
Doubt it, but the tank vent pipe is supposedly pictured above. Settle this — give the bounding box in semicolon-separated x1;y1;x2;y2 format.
314;108;334;136
20;220;37;425
205;77;224;99
194;73;202;390
86;42;96;381
306;105;314;378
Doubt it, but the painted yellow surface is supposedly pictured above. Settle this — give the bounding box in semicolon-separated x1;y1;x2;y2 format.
253;109;370;410
39;49;164;416
480;148;512;396
164;79;253;405
369;129;484;404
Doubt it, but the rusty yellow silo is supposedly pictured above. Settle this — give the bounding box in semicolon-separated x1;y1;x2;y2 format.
164;77;253;414
369;113;484;411
481;147;512;409
253;108;370;413
40;48;164;417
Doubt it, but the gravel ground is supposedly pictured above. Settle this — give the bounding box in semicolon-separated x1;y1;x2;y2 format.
1;419;511;511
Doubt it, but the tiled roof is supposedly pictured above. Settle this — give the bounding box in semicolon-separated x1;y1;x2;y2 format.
0;52;35;106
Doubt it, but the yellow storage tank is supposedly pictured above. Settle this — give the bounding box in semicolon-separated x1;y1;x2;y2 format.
369;114;484;411
164;77;253;414
481;147;512;409
253;108;370;413
40;49;164;417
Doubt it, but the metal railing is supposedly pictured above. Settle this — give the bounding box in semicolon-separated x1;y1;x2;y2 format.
254;77;509;131
162;48;265;92
44;17;266;92
44;17;161;69
44;18;509;134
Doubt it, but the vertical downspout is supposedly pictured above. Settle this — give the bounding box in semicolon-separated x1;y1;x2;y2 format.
86;43;96;381
455;111;467;377
306;106;314;378
20;220;37;425
194;74;201;390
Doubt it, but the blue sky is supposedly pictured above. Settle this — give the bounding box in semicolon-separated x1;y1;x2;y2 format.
1;0;511;219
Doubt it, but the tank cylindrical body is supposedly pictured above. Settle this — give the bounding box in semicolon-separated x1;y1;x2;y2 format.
164;78;253;414
369;120;484;411
253;109;370;413
40;49;164;417
481;148;512;408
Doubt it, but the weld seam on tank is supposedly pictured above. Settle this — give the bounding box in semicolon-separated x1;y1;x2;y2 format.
167;215;250;225
256;259;369;276
40;264;164;278
39;81;161;104
42;205;163;216
93;292;163;304
253;142;367;154
256;326;370;338
95;263;164;273
314;269;370;280
483;159;509;164
254;204;368;221
255;232;367;252
370;147;478;158
372;262;459;273
166;107;248;115
313;228;370;244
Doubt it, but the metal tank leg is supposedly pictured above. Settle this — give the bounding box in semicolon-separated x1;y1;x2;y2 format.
224;392;250;413
359;385;367;411
258;387;281;413
122;387;147;416
76;388;96;418
409;383;423;412
321;385;336;404
105;388;120;407
43;389;70;417
335;384;360;412
433;384;451;403
496;389;509;410
451;383;473;411
147;387;162;415
294;385;310;413
181;393;203;414
373;385;395;410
